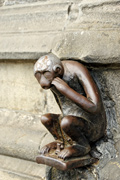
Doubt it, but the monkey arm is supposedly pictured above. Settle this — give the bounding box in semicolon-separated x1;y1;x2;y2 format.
52;65;102;114
52;77;97;114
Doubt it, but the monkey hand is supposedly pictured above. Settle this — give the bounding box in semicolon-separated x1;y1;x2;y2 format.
52;77;70;94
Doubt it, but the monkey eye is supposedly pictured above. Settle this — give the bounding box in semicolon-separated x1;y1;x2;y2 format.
35;72;41;80
43;71;53;80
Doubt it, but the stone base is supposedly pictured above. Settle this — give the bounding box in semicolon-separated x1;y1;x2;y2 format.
36;152;98;171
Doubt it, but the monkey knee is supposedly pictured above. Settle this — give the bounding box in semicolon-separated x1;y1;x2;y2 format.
41;114;52;126
61;116;73;132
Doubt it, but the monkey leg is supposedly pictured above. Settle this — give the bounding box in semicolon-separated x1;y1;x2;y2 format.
41;113;63;140
40;113;64;155
58;115;92;159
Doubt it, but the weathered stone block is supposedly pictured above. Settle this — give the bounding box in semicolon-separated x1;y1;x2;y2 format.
0;0;120;179
0;0;120;63
0;155;46;179
0;108;55;160
0;62;60;114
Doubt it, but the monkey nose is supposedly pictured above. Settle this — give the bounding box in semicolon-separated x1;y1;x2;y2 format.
40;82;51;89
40;77;51;89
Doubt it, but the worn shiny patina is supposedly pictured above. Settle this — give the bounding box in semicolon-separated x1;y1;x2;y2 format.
34;53;106;170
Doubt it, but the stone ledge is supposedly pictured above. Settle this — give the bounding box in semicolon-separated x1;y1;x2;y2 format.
0;108;43;131
0;0;120;63
0;109;54;162
0;155;46;180
0;126;46;161
0;169;41;180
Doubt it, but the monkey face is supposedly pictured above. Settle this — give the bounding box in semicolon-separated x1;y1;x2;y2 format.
35;70;56;89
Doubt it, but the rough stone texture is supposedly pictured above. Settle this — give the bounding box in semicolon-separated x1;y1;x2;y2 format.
0;0;120;63
0;108;54;160
3;0;48;6
0;108;54;179
0;62;61;114
0;0;48;7
46;167;98;180
0;0;120;179
0;155;46;180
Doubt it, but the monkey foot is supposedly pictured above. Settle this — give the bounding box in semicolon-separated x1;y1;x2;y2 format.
39;140;64;155
58;144;91;160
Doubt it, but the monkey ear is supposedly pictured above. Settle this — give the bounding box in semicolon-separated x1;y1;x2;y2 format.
53;64;62;73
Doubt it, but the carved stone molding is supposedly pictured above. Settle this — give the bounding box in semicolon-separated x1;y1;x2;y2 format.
0;0;120;63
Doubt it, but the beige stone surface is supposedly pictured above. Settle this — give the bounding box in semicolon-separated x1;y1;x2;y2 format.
0;144;48;180
0;170;41;180
0;108;54;161
99;160;120;180
0;62;61;114
0;0;120;63
0;0;120;179
0;108;54;179
0;155;45;180
0;126;44;161
3;0;47;6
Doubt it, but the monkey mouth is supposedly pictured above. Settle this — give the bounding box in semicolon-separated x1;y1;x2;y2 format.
43;87;50;90
43;84;53;90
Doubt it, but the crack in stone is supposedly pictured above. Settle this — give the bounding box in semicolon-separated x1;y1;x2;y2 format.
67;2;73;16
38;132;48;152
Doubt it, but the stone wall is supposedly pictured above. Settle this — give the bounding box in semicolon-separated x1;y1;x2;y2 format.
0;0;120;179
0;61;60;114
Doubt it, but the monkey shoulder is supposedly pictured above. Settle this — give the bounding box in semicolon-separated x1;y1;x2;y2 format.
62;60;87;78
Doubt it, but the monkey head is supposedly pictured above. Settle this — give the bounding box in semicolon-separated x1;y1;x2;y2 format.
34;53;63;89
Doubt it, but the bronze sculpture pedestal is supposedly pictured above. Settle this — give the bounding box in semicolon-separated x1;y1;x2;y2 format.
36;150;98;171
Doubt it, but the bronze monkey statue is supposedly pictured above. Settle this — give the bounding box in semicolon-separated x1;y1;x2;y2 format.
34;53;106;161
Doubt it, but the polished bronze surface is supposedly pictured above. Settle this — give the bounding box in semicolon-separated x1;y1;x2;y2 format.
34;53;106;170
36;153;98;171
